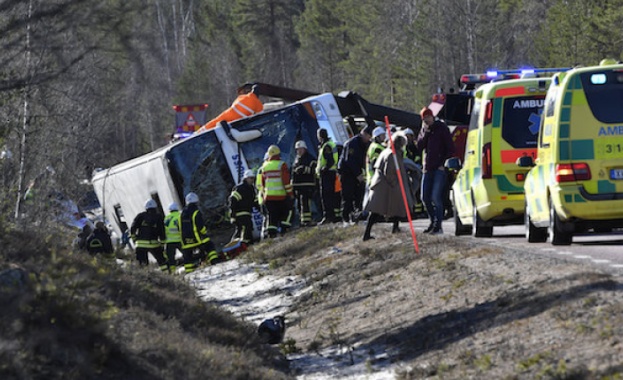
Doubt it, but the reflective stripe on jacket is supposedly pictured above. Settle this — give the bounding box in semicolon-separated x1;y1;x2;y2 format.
180;204;211;249
316;140;338;175
261;158;293;201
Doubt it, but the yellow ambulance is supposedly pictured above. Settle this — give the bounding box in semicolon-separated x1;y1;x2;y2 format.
451;73;561;237
522;60;623;245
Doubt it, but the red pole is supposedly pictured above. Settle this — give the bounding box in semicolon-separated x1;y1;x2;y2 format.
384;116;419;253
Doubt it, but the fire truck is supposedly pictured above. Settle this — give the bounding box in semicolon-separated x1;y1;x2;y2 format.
92;84;422;240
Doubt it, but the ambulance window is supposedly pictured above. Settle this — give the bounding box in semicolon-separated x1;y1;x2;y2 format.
580;71;623;123
544;89;557;118
501;95;545;149
468;100;481;131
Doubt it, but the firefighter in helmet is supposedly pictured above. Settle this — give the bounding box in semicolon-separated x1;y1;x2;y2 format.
163;202;182;273
258;145;294;238
130;199;168;271
180;192;221;273
291;140;317;227
229;169;259;245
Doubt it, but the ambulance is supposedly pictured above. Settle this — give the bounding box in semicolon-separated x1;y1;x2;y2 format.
521;60;623;245
449;69;568;237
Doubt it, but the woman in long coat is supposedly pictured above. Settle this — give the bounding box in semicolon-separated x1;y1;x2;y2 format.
363;133;414;241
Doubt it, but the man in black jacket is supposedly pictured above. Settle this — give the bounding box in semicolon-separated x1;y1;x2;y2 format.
130;199;168;271
86;221;114;256
229;169;259;245
291;140;317;227
338;125;372;224
180;192;220;273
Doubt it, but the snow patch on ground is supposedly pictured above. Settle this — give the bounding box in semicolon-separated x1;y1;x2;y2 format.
188;259;399;380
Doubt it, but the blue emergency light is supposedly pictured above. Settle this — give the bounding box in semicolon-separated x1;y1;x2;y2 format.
461;67;571;88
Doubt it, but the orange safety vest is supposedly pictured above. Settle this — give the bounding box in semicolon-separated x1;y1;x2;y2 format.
196;92;263;133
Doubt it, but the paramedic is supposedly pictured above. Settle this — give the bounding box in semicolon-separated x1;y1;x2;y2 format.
163;202;182;273
259;145;294;238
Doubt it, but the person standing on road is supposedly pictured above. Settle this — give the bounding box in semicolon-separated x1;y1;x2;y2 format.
259;145;294;238
316;128;340;224
130;199;169;271
291;140;317;227
229;169;259;245
338;125;372;224
363;134;413;241
163;202;182;273
416;107;455;235
180;192;221;273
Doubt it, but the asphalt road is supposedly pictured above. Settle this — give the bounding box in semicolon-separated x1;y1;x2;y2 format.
410;217;623;273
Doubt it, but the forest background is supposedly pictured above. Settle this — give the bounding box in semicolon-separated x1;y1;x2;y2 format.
1;0;622;224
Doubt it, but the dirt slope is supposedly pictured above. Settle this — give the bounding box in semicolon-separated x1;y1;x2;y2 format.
246;223;623;379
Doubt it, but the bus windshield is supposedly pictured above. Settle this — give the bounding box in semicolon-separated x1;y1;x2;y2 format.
233;104;320;173
166;131;234;225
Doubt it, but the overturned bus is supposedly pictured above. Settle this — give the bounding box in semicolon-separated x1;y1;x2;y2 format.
92;88;422;240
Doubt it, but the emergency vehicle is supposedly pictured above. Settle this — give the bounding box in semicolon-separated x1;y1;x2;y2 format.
92;85;422;240
520;60;623;245
449;68;569;237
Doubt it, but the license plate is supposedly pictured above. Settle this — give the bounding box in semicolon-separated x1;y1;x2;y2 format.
611;168;623;180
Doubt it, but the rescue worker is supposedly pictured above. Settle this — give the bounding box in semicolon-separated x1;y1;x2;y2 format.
338;125;372;224
86;221;114;256
416;107;455;234
316;128;340;224
291;140;317;227
259;145;294;238
163;202;182;274
130;199;168;271
229;169;258;245
196;83;263;133
180;192;221;273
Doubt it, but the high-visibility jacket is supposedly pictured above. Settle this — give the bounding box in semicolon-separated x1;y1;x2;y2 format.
366;141;385;184
260;158;293;202
180;204;212;249
164;210;181;243
196;92;263;133
316;140;338;176
130;210;165;248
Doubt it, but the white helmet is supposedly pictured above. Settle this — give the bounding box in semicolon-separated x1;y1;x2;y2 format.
145;199;157;210
372;126;386;138
168;202;179;211
404;128;415;136
243;169;255;179
295;140;308;150
185;192;199;204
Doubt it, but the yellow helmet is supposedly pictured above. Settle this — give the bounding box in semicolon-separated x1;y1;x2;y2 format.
267;145;280;157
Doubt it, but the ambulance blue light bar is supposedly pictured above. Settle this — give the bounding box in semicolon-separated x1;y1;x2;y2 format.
461;67;571;86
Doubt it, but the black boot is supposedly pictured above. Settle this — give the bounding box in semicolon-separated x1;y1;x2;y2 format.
363;213;376;241
391;221;400;234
